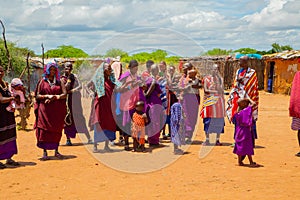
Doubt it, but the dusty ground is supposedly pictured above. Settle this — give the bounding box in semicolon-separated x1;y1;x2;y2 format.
0;91;299;200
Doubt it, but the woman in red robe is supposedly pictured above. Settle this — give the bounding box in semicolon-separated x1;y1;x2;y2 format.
89;62;122;152
34;62;67;160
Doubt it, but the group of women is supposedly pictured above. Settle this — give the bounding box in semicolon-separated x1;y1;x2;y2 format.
87;59;226;152
0;59;227;164
1;58;299;166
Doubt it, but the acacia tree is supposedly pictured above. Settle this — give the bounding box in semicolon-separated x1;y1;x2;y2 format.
45;45;88;58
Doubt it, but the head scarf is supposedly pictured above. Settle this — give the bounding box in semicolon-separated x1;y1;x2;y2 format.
92;62;121;98
11;78;23;88
111;61;122;80
43;62;60;81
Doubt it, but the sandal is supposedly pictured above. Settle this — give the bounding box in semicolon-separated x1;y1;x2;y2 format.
93;147;98;153
249;162;261;168
55;152;64;159
66;139;72;146
174;149;184;155
0;162;7;169
40;156;50;161
6;159;20;166
295;152;300;157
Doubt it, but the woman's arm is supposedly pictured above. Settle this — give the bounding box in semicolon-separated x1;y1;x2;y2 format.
116;79;134;93
144;80;155;98
36;81;52;101
0;93;14;104
69;75;82;93
203;78;217;94
57;81;67;100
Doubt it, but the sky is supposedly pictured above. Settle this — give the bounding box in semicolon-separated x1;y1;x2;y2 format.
1;0;300;57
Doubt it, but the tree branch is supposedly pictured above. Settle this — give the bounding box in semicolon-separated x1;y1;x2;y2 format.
0;19;12;74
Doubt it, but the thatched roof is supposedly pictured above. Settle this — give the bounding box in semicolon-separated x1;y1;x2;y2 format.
263;50;300;60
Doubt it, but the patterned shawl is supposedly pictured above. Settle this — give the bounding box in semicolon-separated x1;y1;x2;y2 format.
226;67;259;122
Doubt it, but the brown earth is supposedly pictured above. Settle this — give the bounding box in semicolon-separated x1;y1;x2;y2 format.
0;91;299;200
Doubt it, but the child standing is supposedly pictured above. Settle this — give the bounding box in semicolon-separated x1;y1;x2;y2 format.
131;101;148;152
233;98;260;167
170;102;185;154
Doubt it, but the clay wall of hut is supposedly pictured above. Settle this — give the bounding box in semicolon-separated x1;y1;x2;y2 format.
264;57;299;94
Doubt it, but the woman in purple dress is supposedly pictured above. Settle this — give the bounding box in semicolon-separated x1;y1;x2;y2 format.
178;63;201;143
0;65;19;168
145;64;164;146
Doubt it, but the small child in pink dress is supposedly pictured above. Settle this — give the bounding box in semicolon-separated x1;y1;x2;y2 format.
6;78;25;112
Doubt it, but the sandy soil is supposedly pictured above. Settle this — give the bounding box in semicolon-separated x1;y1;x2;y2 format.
0;91;299;200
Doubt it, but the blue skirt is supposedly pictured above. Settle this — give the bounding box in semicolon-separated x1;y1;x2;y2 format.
203;118;225;134
94;125;116;143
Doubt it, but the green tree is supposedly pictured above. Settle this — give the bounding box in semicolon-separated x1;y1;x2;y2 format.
204;48;233;56
234;48;258;54
0;39;36;77
271;43;293;53
45;45;88;58
165;56;180;65
105;48;128;58
150;49;168;62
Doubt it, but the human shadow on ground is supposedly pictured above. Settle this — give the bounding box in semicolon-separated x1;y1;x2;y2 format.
237;163;264;168
61;142;87;147
38;155;77;161
4;161;37;169
254;145;265;149
93;148;124;154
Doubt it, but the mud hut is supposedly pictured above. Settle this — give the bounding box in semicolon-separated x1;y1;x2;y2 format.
180;55;265;90
263;50;300;94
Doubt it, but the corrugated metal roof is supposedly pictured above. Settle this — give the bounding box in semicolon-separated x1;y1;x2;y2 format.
263;50;300;59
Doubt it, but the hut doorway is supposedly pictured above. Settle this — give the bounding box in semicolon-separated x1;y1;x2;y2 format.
267;61;275;93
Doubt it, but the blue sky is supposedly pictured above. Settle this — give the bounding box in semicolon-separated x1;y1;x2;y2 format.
1;0;299;57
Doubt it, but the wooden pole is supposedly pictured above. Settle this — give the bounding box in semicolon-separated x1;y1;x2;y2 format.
26;52;30;93
0;19;12;75
41;43;44;67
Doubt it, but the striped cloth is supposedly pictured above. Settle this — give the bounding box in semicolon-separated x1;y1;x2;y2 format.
200;75;225;118
291;117;300;130
158;78;168;109
226;68;259;122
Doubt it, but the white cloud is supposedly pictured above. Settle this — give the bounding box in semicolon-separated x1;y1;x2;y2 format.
242;0;300;30
1;0;299;56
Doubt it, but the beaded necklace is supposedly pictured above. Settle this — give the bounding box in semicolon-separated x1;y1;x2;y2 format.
0;80;8;91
